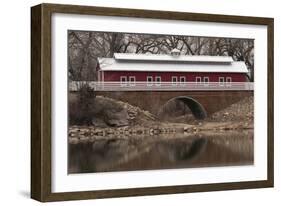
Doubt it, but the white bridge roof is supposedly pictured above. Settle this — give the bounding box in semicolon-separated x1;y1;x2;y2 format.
114;53;234;63
98;54;248;73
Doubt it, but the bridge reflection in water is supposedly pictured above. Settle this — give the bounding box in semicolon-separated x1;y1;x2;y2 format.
68;130;253;173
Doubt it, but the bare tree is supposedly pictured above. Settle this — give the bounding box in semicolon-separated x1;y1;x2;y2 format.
68;31;254;82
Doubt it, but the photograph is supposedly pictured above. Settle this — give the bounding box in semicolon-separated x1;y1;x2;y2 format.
30;3;273;201
67;31;254;174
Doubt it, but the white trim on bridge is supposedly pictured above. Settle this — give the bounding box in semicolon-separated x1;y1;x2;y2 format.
98;58;248;73
113;53;234;63
69;81;254;92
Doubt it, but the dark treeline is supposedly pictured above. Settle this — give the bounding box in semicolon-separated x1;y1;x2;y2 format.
68;31;254;81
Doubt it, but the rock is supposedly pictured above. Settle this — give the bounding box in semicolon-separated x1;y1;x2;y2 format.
69;94;157;127
91;117;107;127
106;129;114;135
80;136;89;142
209;96;253;123
104;108;129;127
153;128;160;135
94;129;105;136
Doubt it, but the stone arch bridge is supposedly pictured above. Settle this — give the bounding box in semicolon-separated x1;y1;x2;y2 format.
94;90;253;119
70;81;253;120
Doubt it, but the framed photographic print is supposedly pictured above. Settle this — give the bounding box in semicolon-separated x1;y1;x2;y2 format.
31;3;274;202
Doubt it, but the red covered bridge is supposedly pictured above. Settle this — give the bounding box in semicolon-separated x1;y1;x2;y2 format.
92;52;252;91
69;52;253;119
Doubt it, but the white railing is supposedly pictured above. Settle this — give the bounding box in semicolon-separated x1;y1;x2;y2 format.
69;81;254;91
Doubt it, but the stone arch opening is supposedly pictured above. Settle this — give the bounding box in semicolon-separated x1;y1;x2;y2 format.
158;96;207;120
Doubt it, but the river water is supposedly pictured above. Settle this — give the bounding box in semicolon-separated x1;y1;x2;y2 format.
68;130;253;173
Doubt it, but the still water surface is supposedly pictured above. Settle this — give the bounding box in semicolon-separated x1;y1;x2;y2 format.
68;130;253;173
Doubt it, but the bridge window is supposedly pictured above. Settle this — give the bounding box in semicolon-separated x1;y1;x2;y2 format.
172;76;178;86
203;77;209;86
226;77;232;86
129;76;136;86
196;77;201;83
219;77;224;86
147;76;153;86
120;76;127;86
180;76;186;85
155;76;161;86
226;77;232;82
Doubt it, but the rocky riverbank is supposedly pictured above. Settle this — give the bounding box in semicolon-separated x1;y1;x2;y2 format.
209;96;253;123
69;95;253;144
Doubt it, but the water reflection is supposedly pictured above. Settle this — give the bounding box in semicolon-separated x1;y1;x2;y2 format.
68;130;253;173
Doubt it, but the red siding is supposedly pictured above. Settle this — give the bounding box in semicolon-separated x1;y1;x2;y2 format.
103;71;248;82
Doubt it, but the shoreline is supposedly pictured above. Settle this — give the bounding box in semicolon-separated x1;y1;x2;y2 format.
69;120;253;144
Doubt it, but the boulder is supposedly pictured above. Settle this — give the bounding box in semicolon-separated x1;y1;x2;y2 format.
91;117;108;127
104;108;129;127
